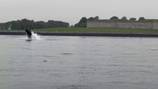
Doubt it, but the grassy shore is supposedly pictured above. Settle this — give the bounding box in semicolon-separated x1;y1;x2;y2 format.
33;27;158;34
1;28;158;37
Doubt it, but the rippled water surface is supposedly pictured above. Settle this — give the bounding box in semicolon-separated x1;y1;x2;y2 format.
1;35;158;89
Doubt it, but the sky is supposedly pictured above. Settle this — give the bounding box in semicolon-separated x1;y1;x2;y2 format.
0;0;158;24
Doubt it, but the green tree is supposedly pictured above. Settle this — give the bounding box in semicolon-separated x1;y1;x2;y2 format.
75;17;87;27
121;16;128;21
138;17;146;22
110;16;119;21
88;16;99;21
129;17;137;21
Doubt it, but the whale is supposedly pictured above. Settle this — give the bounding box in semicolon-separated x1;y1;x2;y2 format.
25;29;32;41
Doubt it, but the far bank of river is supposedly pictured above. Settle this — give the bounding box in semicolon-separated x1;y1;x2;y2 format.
1;28;158;37
1;31;158;37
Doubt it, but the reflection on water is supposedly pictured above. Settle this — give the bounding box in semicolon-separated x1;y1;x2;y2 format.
0;36;158;89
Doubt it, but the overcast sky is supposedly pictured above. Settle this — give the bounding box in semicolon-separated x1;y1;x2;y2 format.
0;0;157;24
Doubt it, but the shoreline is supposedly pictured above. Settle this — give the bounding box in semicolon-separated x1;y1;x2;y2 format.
0;31;158;37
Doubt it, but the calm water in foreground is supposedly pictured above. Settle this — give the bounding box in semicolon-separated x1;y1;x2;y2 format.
0;35;158;89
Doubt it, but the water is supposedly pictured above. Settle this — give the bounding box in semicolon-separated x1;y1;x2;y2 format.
0;35;158;89
31;32;41;40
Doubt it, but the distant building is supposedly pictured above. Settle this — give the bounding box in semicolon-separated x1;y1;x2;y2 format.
87;19;158;29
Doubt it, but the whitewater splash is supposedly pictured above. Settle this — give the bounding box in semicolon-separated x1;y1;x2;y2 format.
25;29;41;41
31;31;41;40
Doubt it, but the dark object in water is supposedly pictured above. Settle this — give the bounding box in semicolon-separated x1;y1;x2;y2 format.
43;60;47;62
25;29;32;39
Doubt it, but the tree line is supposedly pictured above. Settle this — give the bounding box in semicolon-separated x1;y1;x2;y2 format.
0;16;157;30
0;19;69;30
74;16;158;28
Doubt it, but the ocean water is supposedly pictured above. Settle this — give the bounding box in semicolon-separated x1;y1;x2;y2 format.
0;35;158;89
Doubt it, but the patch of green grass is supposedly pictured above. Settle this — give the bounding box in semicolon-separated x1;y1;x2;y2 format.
33;27;158;34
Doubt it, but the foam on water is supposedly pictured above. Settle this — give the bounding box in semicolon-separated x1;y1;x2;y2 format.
16;32;41;41
31;31;41;40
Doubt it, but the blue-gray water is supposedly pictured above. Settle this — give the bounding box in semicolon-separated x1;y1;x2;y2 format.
1;35;158;89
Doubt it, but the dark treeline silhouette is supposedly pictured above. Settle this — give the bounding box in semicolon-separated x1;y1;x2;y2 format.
0;19;69;30
75;17;87;27
0;17;157;30
75;16;100;28
75;16;158;28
